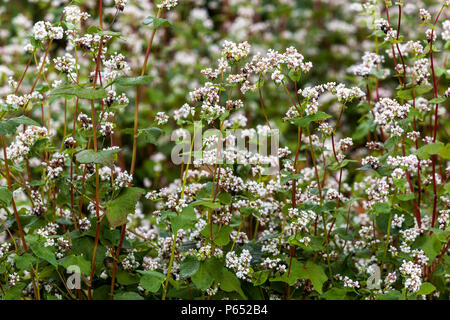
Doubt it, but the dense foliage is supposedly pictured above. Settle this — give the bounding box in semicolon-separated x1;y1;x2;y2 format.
0;0;449;300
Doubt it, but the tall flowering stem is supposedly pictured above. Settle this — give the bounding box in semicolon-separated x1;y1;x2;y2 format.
429;5;445;227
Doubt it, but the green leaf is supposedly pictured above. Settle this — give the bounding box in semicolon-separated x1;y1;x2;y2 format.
179;255;200;278
397;84;432;100
113;291;144;300
373;202;391;214
0;116;42;135
31;244;58;267
321;287;348;300
428;97;447;104
139;127;163;145
420;234;441;261
417;282;436;295
142;16;172;29
115;76;152;87
190;199;221;209
191;262;214;290
59;255;91;275
352;120;375;141
201;224;232;246
396;193;415;201
376;290;403;300
13;253;36;270
170;206;196;233
291;111;332;128
140;272;163;293
106;187;144;228
298;260;328;294
271;260;328;293
49;85;107;100
76;148;121;165
218;192;232;205
252;270;270;286
116;270;140;285
0;186;12;206
219;269;246;299
99;30;121;37
376;211;391;234
3;283;26;300
445;182;450;195
439;143;450;160
288;69;301;82
414;142;444;159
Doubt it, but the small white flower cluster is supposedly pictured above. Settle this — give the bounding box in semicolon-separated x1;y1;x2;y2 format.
115;0;128;11
387;155;428;170
157;0;178;10
385;29;398;42
103;52;130;82
114;169;133;189
196;245;224;260
283;46;313;73
374;18;390;33
325;82;365;103
336;274;360;289
260;257;281;270
442;20;450;41
104;90;129;107
8;272;20;287
391;214;405;228
230;231;249;245
77;113;92;129
349;51;384;77
437;210;449;229
419;9;431;22
384;272;397;290
64;137;76;148
100;121;114;137
373;98;410;136
173;103;195;121
221;40;251;62
75;33;105;52
143;256;160;271
411;58;430;84
411;249;429;266
0;243;11;259
36;222;59;244
297;85;325;115
6;92;43;107
45;152;66;179
6;126;49;163
399;260;423;293
288;208;316;229
206;285;219;296
32;21;63;41
155;112;169;125
225;249;253;281
63;6;90;24
400;226;423;242
122;251;140;270
79;217;91;232
426;29;436;42
54;53;77;76
55;237;71;259
338;137;353;152
361;155;381;169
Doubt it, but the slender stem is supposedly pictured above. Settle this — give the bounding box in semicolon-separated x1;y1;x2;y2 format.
109;224;126;299
130;8;163;176
429;6;445;227
1;136;28;252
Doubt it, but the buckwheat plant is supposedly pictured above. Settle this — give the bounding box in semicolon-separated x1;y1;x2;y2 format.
0;0;448;301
